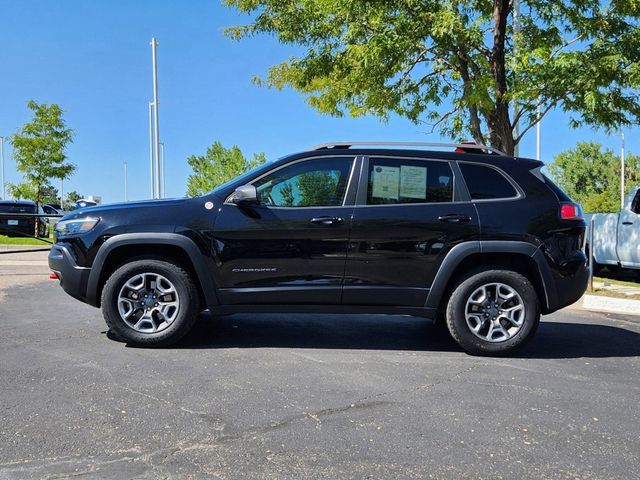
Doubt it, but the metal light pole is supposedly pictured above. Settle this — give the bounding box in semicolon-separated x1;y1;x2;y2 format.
60;178;64;209
160;142;165;198
150;38;161;200
619;132;625;210
535;105;541;161
148;101;155;199
124;161;129;202
0;136;5;200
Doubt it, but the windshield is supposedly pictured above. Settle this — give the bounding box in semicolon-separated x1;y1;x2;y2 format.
209;161;274;196
0;204;36;214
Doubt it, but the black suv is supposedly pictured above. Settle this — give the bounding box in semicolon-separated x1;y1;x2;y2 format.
48;142;588;355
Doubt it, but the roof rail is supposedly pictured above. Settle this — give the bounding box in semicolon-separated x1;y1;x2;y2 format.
309;141;508;156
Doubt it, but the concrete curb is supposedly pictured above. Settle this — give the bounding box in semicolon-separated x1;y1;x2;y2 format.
0;244;51;252
572;294;640;317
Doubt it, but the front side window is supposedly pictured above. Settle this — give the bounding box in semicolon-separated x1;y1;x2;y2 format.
254;157;353;207
366;158;453;205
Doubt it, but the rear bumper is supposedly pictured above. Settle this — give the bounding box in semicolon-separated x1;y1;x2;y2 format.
48;243;92;304
0;224;35;236
543;257;590;314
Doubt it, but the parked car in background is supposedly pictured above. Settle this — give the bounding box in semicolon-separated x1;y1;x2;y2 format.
49;141;589;355
75;199;98;209
0;200;49;237
586;186;640;274
43;204;65;228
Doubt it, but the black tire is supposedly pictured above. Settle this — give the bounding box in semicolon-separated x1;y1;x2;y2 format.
446;269;540;356
101;259;200;347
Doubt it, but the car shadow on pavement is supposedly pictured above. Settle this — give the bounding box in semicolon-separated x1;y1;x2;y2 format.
161;313;640;359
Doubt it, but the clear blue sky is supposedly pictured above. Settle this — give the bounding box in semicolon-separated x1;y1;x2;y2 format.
0;0;637;204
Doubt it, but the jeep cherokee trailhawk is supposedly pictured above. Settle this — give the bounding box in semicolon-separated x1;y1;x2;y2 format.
48;142;589;355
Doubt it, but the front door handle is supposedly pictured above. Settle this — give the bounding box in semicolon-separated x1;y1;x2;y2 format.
310;216;344;226
438;214;472;224
622;221;634;225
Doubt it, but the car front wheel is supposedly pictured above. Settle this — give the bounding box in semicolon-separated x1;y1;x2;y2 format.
101;259;200;346
446;269;540;356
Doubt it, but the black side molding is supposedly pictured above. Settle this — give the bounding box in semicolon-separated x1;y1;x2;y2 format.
85;233;218;308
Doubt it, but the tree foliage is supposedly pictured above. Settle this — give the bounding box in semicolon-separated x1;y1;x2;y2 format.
225;0;640;155
9;100;75;206
186;141;267;196
548;142;640;213
65;190;83;209
275;171;340;206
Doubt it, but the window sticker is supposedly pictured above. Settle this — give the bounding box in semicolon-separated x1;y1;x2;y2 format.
400;165;427;199
372;165;400;199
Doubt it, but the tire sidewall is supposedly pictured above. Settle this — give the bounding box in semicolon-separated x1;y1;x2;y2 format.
102;260;198;346
447;270;540;355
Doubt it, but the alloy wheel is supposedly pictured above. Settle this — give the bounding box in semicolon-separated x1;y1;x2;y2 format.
117;272;180;333
464;282;526;342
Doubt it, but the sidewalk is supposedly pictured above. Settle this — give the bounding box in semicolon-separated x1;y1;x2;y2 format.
573;279;640;317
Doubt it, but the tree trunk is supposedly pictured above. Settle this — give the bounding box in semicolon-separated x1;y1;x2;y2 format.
488;0;515;156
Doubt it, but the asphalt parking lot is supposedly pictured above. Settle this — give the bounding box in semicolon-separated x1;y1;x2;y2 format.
1;249;639;479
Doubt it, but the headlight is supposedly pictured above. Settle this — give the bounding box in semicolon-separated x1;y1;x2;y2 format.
55;217;100;236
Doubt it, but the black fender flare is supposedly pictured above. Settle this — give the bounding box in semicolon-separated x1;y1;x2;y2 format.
424;240;554;311
85;233;218;308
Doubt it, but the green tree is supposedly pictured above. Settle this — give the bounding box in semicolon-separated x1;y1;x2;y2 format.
225;0;640;155
9;100;75;233
64;190;83;210
296;171;340;206
548;142;640;213
186;141;267;196
40;184;60;205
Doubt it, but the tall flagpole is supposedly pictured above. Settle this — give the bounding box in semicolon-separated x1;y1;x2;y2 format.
151;38;161;199
0;136;5;200
148;101;155;199
160;142;166;198
620;132;625;210
536;105;541;161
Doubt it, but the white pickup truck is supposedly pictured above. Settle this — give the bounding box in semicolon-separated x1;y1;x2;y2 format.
587;186;640;271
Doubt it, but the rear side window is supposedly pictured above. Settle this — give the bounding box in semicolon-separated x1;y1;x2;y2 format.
366;158;453;205
0;204;36;214
459;163;518;200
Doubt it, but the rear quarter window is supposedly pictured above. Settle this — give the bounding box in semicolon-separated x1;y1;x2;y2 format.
459;163;518;200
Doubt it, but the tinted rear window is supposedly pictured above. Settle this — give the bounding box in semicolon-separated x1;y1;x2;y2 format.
459;163;518;200
0;204;36;213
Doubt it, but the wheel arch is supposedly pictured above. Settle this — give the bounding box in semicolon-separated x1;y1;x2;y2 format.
426;241;554;314
86;233;218;308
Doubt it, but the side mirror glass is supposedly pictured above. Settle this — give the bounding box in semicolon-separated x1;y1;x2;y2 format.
231;184;259;206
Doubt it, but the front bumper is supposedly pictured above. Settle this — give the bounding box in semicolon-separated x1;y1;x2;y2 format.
48;243;92;304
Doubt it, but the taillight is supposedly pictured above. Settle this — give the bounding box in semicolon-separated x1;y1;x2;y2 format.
560;203;583;220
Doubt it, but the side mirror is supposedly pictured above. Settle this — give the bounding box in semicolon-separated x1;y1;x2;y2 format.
231;184;259;206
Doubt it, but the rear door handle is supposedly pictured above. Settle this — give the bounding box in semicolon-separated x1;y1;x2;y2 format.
438;214;472;224
310;216;344;226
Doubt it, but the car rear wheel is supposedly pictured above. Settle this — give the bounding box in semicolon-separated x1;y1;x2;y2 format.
446;269;540;356
101;259;200;346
